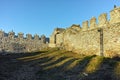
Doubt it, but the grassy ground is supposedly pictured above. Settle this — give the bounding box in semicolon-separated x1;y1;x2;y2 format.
0;48;120;80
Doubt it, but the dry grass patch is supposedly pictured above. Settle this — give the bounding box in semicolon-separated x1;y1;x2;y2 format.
65;59;82;70
17;48;63;62
84;56;104;73
43;57;73;70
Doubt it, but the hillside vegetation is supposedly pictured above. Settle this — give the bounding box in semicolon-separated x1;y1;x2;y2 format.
0;48;120;80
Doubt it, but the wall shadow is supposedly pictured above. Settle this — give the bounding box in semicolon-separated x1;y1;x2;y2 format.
0;49;120;80
82;57;120;80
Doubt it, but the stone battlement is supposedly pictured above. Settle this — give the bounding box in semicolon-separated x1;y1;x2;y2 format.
0;30;48;53
64;6;120;31
0;30;45;40
49;6;120;57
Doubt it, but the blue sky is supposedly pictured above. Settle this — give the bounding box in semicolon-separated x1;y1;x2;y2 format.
0;0;120;37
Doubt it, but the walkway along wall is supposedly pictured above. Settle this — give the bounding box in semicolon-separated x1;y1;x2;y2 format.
49;6;120;57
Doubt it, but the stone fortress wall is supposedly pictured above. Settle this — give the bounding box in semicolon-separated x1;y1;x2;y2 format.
49;6;120;57
0;30;48;53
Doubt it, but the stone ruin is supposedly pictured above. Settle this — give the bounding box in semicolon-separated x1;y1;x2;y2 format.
49;6;120;57
0;30;48;53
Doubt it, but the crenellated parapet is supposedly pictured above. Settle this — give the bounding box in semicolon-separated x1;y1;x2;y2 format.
41;35;46;43
90;17;97;29
80;13;108;31
34;34;39;40
18;32;24;39
75;6;120;31
49;6;120;57
98;13;108;27
0;30;47;41
82;21;89;31
50;6;120;36
0;30;4;38
8;31;15;39
50;6;120;34
79;6;120;31
0;30;48;53
26;34;32;40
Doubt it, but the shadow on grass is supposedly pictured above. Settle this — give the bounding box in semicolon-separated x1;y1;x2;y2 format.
82;57;120;80
0;50;48;60
36;54;120;80
64;55;96;73
0;48;120;80
36;55;96;80
40;56;68;68
0;47;60;60
37;58;77;80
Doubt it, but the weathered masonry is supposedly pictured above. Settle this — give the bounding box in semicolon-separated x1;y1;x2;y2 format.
0;31;48;53
49;6;120;57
